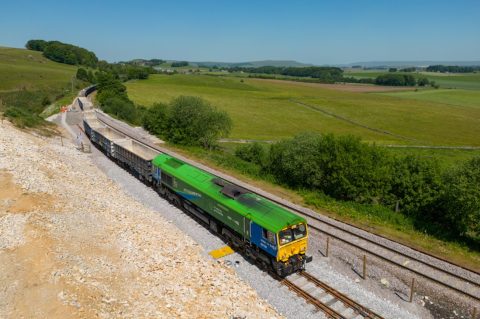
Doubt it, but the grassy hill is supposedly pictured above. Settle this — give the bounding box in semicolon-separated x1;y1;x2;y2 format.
0;46;77;127
0;46;76;92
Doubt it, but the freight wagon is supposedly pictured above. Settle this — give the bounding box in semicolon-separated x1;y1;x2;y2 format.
83;115;312;276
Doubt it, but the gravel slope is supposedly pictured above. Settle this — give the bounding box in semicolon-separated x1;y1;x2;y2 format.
0;120;281;319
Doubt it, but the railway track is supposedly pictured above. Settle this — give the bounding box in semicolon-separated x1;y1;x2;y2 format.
90;108;480;303
300;214;480;301
279;271;384;319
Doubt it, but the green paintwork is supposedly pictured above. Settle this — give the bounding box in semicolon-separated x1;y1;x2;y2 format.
152;153;306;235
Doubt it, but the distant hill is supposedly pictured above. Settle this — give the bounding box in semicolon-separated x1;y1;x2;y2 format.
344;61;480;68
193;60;313;68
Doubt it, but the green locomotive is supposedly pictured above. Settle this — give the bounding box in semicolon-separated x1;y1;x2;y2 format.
152;153;312;276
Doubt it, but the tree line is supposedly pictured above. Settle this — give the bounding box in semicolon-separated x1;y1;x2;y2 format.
26;39;157;82
229;66;344;83
235;134;480;244
26;39;98;67
426;65;480;73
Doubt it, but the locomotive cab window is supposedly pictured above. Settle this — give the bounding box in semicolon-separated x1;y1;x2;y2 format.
262;228;276;244
279;223;306;245
161;172;173;186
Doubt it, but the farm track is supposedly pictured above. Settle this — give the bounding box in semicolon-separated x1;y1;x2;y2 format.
91;109;480;303
279;271;384;319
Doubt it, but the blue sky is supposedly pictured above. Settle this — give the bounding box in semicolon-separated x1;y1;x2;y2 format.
1;0;479;64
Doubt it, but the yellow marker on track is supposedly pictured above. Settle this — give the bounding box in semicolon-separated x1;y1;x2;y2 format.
209;246;235;259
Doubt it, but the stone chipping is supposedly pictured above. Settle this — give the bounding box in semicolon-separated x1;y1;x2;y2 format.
0;120;281;319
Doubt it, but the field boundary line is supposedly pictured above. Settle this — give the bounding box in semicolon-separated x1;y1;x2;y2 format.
384;144;480;150
290;99;418;142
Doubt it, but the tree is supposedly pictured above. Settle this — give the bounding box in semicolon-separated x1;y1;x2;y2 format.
388;156;442;215
25;39;48;51
142;102;169;136
417;77;430;87
166;96;232;148
440;157;480;238
76;68;89;82
389;68;397;72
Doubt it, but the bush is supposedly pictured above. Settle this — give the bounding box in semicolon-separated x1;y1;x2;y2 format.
266;133;393;203
4;106;45;128
142;102;169;136
235;142;266;165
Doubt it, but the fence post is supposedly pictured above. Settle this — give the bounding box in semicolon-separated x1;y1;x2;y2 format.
363;255;367;279
326;237;330;257
409;278;415;302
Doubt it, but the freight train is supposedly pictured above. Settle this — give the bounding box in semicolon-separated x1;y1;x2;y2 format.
83;113;312;276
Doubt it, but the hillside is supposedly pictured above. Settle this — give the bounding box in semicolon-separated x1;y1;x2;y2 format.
0;46;76;92
0;46;77;127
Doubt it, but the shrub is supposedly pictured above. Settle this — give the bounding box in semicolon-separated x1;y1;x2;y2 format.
4;106;45;128
235;142;266;165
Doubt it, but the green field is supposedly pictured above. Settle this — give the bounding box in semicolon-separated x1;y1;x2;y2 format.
380;89;480;109
0;46;77;129
127;74;480;146
345;70;480;90
0;46;76;92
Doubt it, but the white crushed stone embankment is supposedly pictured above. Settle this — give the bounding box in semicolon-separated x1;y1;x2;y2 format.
0;120;281;319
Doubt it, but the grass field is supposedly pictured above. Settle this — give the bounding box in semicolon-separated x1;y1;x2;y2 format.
127;74;480;146
345;70;480;90
0;46;76;92
380;89;480;109
0;46;77;130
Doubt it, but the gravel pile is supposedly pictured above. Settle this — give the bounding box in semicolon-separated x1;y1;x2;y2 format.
0;120;281;319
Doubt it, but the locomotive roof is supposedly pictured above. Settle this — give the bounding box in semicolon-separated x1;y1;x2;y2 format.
152;153;306;233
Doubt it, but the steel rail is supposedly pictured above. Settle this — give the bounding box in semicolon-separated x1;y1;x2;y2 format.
300;272;384;319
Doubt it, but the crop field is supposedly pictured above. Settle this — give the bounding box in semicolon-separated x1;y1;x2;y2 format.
127;74;480;146
0;46;76;92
